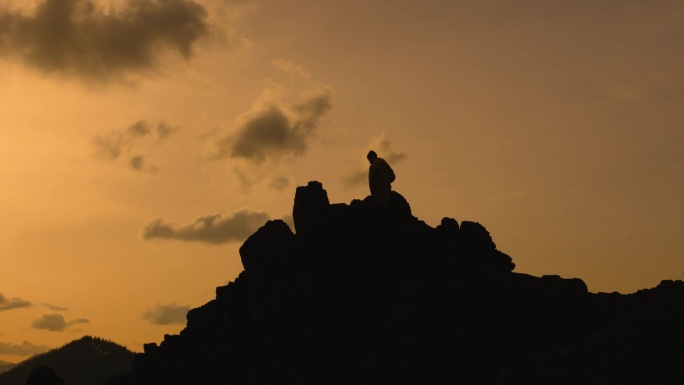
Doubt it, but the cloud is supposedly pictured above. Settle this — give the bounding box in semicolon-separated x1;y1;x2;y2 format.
156;122;177;140
371;135;408;165
271;58;310;81
129;155;146;170
142;303;189;325
210;86;333;164
129;154;158;173
268;176;290;191
92;131;126;160
127;121;152;137
142;209;270;244
0;293;31;311
0;0;210;81
92;120;177;172
0;294;70;313
40;303;69;312
31;314;90;332
0;341;50;356
343;134;408;188
343;169;367;188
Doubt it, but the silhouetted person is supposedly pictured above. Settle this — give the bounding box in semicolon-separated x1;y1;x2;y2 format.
367;150;395;207
26;366;65;385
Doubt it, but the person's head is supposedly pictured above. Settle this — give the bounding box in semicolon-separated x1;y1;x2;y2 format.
367;150;377;163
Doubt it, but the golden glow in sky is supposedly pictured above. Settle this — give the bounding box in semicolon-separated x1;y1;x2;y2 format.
1;0;683;363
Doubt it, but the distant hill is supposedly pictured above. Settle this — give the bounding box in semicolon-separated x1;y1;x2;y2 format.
103;181;684;384
0;336;134;385
0;361;15;375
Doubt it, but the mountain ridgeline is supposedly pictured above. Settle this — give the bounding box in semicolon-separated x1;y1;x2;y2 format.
0;336;134;385
0;362;14;376
98;181;684;384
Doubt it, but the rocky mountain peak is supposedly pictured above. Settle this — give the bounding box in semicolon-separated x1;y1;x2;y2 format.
106;182;684;385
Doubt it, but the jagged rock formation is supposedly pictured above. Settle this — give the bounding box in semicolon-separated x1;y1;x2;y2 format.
107;181;684;384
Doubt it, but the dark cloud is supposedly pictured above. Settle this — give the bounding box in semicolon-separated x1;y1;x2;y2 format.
0;341;50;356
31;314;90;332
0;0;209;81
156;122;177;140
92;120;177;172
93;120;176;159
129;155;146;170
142;303;189;325
142;209;270;244
129;155;157;173
212;89;333;164
127;121;152;137
0;293;31;311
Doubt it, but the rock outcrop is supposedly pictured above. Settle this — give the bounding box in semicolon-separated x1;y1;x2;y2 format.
107;181;684;384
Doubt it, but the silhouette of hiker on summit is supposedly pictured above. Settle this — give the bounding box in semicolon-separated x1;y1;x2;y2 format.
367;150;395;207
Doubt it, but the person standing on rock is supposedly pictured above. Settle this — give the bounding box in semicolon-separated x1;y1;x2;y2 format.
367;150;395;207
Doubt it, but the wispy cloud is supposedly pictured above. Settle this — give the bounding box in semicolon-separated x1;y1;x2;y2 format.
1;293;72;314
0;0;210;81
0;293;31;311
271;58;310;81
92;120;177;173
40;303;69;312
268;176;290;191
0;341;50;356
142;209;270;244
31;314;90;332
142;303;189;325
343;134;407;187
374;137;408;165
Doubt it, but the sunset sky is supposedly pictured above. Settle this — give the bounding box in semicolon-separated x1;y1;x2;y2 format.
1;0;683;363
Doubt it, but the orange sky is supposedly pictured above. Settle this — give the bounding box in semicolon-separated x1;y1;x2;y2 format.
1;0;683;363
